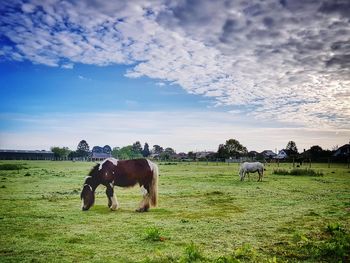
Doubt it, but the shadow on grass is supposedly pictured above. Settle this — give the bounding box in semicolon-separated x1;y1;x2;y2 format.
87;205;170;215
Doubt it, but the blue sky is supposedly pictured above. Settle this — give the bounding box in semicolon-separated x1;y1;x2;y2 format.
0;0;349;152
0;61;204;115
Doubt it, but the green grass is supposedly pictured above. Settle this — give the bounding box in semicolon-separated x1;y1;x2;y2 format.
0;161;349;262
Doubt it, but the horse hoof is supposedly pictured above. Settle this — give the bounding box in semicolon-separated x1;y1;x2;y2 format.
136;207;149;212
110;204;118;211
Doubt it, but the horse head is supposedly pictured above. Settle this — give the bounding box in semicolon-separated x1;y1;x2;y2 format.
80;166;100;211
80;183;95;211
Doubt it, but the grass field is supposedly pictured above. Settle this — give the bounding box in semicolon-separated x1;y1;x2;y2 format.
0;161;349;262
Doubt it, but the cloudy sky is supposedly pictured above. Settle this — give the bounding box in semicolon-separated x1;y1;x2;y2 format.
0;0;349;153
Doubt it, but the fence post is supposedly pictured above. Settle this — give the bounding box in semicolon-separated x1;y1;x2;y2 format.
293;157;295;168
328;158;330;168
309;159;311;168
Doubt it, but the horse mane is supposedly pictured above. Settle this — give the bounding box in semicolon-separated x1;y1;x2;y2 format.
88;163;100;178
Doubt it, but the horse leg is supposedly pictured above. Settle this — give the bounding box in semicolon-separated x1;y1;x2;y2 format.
240;171;244;181
136;185;150;212
106;183;119;211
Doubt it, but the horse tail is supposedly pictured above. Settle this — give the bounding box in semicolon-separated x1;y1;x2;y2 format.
149;161;159;207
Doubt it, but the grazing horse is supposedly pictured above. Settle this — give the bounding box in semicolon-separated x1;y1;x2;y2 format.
80;158;159;212
239;162;264;182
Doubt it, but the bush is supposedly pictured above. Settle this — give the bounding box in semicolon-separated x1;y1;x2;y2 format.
181;242;204;263
159;162;178;165
214;256;240;263
277;223;350;261
273;168;323;176
213;244;257;263
144;227;166;242
234;244;257;260
319;223;350;260
0;163;27;170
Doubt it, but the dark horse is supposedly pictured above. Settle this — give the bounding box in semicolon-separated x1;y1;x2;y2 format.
80;158;159;212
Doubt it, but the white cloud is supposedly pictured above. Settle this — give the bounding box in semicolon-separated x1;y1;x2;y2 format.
61;63;74;69
78;75;90;80
155;82;165;87
0;0;349;130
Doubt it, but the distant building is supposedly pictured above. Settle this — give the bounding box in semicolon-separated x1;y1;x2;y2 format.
261;150;277;159
91;145;112;161
173;152;188;160
275;149;295;159
196;151;215;159
275;149;288;159
0;149;54;160
333;144;350;157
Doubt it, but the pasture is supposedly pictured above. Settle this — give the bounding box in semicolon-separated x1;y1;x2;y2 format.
0;161;349;262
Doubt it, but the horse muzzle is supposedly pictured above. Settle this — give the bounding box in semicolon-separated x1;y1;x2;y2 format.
82;206;89;211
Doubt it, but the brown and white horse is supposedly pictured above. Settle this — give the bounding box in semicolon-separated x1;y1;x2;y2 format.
80;158;159;212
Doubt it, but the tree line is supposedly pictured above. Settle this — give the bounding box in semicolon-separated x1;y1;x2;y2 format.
50;140;176;160
50;139;345;162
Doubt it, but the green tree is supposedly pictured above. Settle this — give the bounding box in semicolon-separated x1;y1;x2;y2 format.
111;147;120;159
225;139;248;158
286;141;298;154
50;146;71;160
116;145;143;160
217;144;228;160
152;145;164;155
310;145;322;154
132;141;143;155
164;147;175;155
160;147;176;160
77;140;90;158
303;145;332;161
68;151;78;159
187;151;196;160
216;139;248;160
142;143;150;157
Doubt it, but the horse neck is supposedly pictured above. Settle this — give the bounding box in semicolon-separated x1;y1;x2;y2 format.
86;165;102;191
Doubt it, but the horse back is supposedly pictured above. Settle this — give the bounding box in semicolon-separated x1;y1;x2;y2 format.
114;159;153;187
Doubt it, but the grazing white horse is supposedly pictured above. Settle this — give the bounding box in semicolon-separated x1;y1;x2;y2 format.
239;162;264;182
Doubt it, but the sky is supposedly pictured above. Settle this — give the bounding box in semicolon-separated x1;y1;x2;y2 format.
0;0;349;153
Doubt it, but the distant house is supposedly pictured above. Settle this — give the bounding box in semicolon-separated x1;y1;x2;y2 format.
0;149;54;160
275;149;296;159
333;144;350;157
196;151;215;159
275;149;288;159
173;152;188;160
261;150;277;159
91;145;112;161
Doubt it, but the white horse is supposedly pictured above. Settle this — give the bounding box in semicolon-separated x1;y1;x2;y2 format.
239;162;264;182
